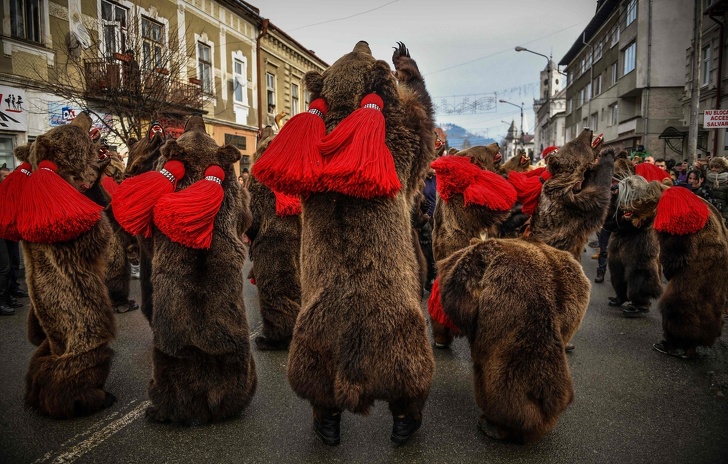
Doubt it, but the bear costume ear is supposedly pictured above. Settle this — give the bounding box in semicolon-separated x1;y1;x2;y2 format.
217;144;241;166
160;140;185;161
13;144;30;163
31;135;52;164
303;71;323;98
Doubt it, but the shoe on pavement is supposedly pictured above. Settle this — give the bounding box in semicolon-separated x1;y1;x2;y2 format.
595;269;605;283
130;264;140;279
0;303;15;316
622;304;649;318
565;343;575;353
652;341;693;359
591;252;599;260
608;297;625;307
391;415;422;445
5;296;22;309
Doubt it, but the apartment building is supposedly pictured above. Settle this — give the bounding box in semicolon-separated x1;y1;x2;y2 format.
0;0;327;172
560;0;692;159
682;0;728;159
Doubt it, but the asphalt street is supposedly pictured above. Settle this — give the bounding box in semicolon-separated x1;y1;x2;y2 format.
1;243;727;464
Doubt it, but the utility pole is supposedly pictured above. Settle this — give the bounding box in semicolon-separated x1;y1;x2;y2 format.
688;0;702;164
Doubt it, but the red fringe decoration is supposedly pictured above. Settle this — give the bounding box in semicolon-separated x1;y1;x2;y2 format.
508;167;552;216
101;175;119;198
274;191;302;217
0;162;32;240
319;93;401;199
112;160;185;238
635;163;670;183
154;165;225;250
16;161;103;243
252;98;328;195
654;186;710;235
427;277;459;332
431;155;516;210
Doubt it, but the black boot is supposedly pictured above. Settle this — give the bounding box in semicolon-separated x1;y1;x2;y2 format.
5;295;22;309
595;268;605;283
391;415;422;445
313;410;341;446
0;303;15;316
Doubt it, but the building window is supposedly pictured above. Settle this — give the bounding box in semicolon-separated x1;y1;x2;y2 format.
101;0;127;57
304;89;311;108
566;71;571;86
590;113;598;132
585;82;592;102
623;42;636;75
610;25;620;47
10;0;43;44
594;41;603;62
0;136;15;170
233;58;246;103
625;0;637;26
578;88;584;107
611;62;618;86
702;44;712;87
266;72;276;112
609;103;619;126
291;83;300;116
197;42;212;94
593;75;602;96
141;17;164;71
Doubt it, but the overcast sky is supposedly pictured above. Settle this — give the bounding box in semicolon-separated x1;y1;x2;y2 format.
256;0;597;142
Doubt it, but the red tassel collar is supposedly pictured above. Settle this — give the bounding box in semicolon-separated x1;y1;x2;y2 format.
431;155;516;211
654;186;710;235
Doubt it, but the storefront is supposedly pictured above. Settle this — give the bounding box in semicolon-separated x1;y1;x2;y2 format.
0;85;28;169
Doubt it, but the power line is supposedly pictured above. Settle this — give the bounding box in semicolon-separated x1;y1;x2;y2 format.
423;22;585;76
288;1;400;32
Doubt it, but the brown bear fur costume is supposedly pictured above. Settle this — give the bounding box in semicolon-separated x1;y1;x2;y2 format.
121;127;167;322
617;177;728;358
438;238;590;443
606;176;662;314
430;143;516;347
286;42;435;443
432;143;508;264
247;127;302;350
23;114;117;418
499;150;533;174
146;116;256;425
530;129;614;260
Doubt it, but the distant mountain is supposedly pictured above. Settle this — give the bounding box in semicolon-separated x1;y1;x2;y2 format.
438;123;497;150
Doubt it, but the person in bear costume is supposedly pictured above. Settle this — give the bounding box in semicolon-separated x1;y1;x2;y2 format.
17;114;117;418
117;122;167;322
529;129;614;260
140;116;256;425
428;143;517;348
254;42;435;446
615;176;728;359
438;237;590;443
606;175;663;317
247;126;302;350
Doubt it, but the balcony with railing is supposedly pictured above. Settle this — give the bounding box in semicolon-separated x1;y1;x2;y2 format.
83;56;203;113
